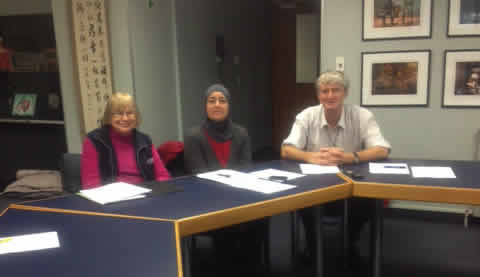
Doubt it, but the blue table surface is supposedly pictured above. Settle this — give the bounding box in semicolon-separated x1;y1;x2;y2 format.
343;159;480;189
21;160;346;220
0;209;179;277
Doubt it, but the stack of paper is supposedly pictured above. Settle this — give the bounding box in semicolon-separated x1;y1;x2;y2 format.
0;232;60;255
411;166;456;178
299;164;340;174
197;169;296;194
78;182;151;205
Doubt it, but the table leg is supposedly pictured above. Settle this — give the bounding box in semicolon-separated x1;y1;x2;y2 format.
181;236;192;277
343;199;349;270
291;211;299;264
370;199;383;277
313;205;324;277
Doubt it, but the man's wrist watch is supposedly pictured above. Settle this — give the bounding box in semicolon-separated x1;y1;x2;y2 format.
353;152;360;164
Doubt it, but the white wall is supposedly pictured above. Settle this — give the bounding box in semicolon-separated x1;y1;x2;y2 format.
108;0;134;94
127;0;180;145
51;0;82;153
321;0;480;161
174;0;218;132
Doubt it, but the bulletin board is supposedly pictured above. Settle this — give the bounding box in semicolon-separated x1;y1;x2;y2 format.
71;0;113;134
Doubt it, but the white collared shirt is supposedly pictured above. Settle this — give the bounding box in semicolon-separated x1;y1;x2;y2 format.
282;104;391;153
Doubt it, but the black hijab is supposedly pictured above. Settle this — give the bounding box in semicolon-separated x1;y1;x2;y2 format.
203;84;233;142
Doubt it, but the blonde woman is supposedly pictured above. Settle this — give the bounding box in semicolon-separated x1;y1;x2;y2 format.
81;92;169;189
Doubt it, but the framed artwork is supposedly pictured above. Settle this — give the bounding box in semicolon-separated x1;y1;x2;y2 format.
362;0;432;40
448;0;480;37
11;94;37;117
71;0;113;134
442;50;480;107
361;50;431;107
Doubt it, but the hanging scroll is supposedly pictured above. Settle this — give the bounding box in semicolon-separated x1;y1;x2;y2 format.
71;0;113;133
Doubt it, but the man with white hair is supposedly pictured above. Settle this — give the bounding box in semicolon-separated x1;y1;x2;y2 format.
281;71;391;271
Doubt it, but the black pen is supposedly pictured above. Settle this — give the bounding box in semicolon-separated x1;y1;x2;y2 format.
383;166;406;169
218;173;231;178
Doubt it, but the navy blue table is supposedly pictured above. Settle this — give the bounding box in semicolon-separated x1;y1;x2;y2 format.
342;159;480;277
13;160;349;235
0;208;179;277
10;160;350;277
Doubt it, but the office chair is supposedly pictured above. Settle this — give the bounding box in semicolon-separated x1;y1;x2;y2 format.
157;141;186;177
59;153;82;193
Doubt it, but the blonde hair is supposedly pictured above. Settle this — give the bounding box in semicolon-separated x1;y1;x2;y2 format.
102;92;142;126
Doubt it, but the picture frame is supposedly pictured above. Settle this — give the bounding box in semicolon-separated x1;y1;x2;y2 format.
361;50;431;107
11;93;37;117
447;0;480;37
362;0;432;40
442;50;480;108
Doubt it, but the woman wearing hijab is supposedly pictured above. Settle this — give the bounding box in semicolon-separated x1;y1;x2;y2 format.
184;83;251;174
183;84;265;275
81;92;170;189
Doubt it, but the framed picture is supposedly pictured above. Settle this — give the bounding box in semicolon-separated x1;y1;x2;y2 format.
11;93;37;117
363;0;432;40
448;0;480;37
361;50;431;107
442;50;480;107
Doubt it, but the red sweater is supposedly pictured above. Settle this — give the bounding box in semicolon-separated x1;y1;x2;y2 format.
81;130;170;189
205;131;231;167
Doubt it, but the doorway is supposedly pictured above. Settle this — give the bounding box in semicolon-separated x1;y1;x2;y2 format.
271;0;320;149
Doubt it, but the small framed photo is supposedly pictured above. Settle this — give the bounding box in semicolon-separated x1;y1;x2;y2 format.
363;0;432;40
11;93;37;117
448;0;480;37
361;50;431;107
442;50;480;107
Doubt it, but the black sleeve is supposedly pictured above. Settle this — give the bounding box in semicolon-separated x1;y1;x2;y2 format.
237;126;252;166
183;129;208;175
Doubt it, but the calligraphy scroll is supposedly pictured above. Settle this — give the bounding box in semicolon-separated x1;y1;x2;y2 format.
71;0;113;133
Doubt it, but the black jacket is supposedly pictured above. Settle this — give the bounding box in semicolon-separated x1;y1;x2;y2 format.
183;123;251;174
87;126;155;184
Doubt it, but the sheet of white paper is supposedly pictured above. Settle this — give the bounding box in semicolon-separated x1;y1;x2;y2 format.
299;164;340;174
411;166;456;178
0;231;60;255
197;169;296;194
249;168;305;180
369;162;410;174
78;182;151;205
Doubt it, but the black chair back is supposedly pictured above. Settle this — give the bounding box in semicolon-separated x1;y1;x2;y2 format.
59;153;82;193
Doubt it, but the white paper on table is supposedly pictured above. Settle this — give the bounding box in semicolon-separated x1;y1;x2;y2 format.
249;168;305;181
197;169;296;194
77;182;151;205
299;164;340;174
369;162;410;174
411;166;456;179
0;231;60;255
